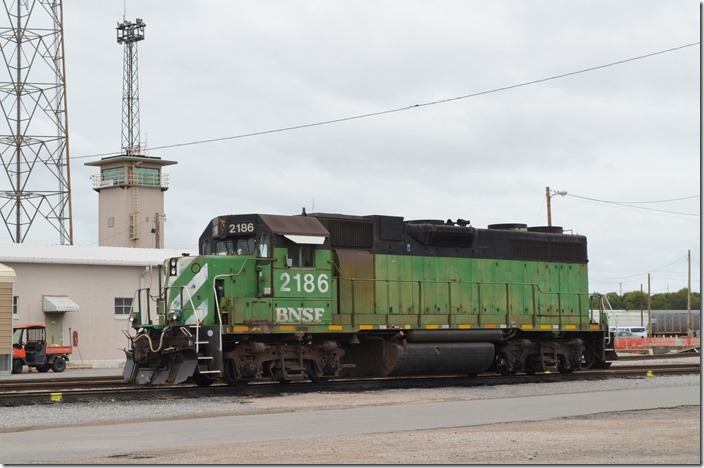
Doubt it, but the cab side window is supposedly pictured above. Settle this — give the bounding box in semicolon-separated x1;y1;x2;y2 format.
289;244;315;268
258;233;270;258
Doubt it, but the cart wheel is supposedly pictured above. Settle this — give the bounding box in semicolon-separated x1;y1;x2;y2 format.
11;359;23;374
37;365;50;373
51;356;66;373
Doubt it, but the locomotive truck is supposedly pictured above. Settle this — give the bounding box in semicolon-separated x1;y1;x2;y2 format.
123;211;613;386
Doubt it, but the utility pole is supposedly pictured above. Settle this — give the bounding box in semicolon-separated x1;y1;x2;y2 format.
545;186;567;227
640;284;643;327
647;274;651;338
687;249;692;337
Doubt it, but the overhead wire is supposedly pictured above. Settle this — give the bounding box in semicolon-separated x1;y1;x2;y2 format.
590;255;689;281
72;41;700;161
590;254;699;293
563;193;699;217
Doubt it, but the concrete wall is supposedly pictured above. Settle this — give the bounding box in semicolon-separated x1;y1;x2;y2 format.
9;262;162;367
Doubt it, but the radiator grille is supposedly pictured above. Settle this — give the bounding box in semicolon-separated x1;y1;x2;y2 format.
513;239;586;263
325;219;374;248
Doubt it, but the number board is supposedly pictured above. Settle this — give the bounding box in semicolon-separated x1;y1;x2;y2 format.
216;215;257;238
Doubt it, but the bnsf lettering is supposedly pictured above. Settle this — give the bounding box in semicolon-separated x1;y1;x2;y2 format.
275;307;325;323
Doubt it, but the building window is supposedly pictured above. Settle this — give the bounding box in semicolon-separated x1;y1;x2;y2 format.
107;216;115;228
12;296;18;316
134;167;160;186
114;297;133;316
101;167;126;185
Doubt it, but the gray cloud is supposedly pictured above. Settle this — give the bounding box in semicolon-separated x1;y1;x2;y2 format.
7;0;698;295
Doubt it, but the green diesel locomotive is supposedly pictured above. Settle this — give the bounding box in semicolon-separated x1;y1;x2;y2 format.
123;212;612;385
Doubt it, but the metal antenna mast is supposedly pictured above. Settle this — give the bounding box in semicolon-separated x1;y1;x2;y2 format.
0;0;73;244
116;18;144;156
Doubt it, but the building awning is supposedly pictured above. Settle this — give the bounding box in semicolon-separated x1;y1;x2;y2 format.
284;234;326;245
43;296;80;313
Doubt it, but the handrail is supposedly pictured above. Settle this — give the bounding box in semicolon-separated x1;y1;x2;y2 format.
211;274;237;354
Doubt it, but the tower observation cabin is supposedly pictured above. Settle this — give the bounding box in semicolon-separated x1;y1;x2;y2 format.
85;155;176;248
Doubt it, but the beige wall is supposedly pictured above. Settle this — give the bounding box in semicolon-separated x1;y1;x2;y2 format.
9;262;162;366
0;282;12;354
99;186;165;249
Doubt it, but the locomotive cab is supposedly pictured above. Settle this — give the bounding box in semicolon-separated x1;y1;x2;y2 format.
124;213;341;385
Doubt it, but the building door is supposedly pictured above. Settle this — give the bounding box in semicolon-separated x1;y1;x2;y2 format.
44;314;64;345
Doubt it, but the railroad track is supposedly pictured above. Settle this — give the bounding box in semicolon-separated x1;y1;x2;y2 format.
0;359;698;407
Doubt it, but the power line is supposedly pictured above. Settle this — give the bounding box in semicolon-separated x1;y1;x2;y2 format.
580;195;699;204
73;41;700;161
565;193;699;217
590;255;689;281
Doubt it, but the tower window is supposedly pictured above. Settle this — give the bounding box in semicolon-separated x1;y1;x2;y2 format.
134;167;160;186
101;167;125;185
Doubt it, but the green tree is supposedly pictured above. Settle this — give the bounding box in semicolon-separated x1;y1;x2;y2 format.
623;290;646;311
604;292;624;310
593;288;700;310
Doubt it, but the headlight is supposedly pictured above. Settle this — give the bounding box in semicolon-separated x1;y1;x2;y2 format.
169;258;178;276
128;312;139;328
169;312;180;323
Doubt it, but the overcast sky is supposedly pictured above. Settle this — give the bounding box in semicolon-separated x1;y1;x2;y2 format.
6;1;702;296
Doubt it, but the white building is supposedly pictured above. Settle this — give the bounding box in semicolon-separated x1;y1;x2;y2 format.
2;243;195;369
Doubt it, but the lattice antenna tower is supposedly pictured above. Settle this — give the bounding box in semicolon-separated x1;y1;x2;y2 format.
0;0;73;244
116;18;144;156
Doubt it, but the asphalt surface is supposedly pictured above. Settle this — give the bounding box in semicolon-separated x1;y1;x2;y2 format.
1;381;699;464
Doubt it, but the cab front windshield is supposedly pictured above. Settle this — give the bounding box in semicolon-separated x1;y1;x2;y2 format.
215;237;255;255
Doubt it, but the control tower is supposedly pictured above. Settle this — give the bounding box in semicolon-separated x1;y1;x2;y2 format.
85;18;176;248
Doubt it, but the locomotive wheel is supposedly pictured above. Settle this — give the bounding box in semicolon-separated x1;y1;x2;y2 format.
557;356;576;374
581;345;597;369
496;355;516;376
223;359;248;386
51;357;66;373
306;361;331;383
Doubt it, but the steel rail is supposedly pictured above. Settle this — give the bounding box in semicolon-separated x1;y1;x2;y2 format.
0;363;698;407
